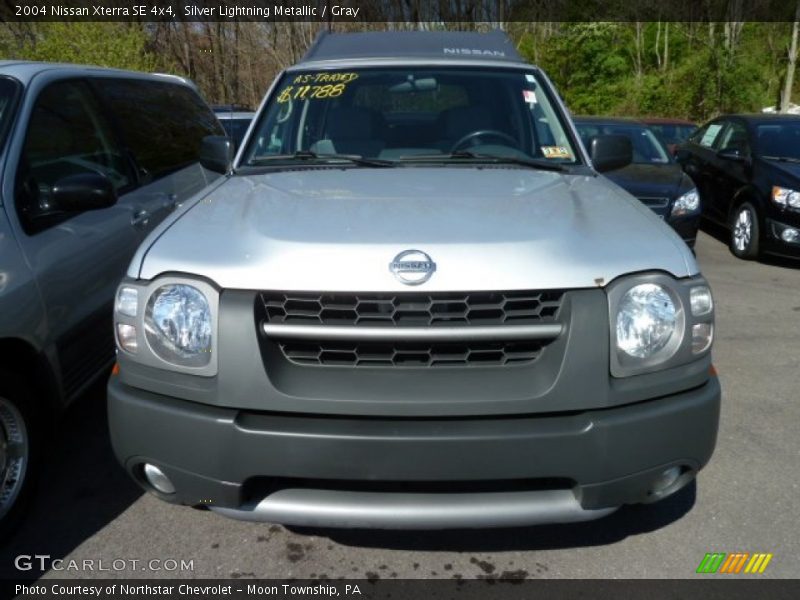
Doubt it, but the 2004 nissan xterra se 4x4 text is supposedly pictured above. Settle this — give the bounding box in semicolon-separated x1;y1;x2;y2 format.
108;31;720;529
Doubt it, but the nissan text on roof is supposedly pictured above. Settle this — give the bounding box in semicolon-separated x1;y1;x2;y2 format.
108;31;720;529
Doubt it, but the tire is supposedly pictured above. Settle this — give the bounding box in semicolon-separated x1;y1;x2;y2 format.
0;371;40;541
730;202;760;260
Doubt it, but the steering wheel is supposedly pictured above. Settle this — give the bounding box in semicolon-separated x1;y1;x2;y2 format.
450;129;520;153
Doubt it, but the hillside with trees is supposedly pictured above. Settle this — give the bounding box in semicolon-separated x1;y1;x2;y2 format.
1;19;799;121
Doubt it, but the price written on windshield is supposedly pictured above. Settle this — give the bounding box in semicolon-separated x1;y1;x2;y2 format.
277;73;359;102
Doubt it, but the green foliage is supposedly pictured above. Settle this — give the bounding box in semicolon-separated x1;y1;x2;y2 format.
3;21;798;122
520;22;798;121
11;23;162;73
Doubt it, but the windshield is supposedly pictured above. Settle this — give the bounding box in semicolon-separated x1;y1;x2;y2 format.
575;122;670;165
756;122;800;160
647;123;696;146
241;67;579;166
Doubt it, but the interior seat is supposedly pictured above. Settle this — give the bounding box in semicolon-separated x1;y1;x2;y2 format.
317;106;385;157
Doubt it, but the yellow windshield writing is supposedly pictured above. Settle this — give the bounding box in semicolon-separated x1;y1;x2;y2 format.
277;72;359;103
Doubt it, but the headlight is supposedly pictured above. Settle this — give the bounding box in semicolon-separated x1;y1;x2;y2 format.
615;283;678;358
772;186;800;209
671;188;700;217
144;284;212;367
609;274;713;378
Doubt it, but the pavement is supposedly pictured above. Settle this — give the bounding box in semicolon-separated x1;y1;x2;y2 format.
2;229;798;580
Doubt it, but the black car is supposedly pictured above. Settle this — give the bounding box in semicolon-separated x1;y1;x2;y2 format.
677;114;800;259
212;105;255;150
574;118;700;248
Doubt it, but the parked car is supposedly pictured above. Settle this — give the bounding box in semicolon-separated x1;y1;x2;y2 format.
641;117;697;155
574;117;701;248
676;114;800;259
0;61;223;537
109;31;719;530
214;109;256;150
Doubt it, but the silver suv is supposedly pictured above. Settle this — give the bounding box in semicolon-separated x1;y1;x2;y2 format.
0;62;222;536
109;32;720;529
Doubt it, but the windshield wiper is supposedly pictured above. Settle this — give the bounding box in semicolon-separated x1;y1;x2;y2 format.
398;151;566;172
248;150;395;168
762;155;800;164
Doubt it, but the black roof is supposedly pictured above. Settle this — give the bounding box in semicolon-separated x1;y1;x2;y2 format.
212;104;252;113
300;31;524;64
723;113;800;124
573;116;646;125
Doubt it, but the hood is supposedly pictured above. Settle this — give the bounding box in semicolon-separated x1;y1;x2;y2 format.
132;167;697;292
761;158;800;180
603;163;688;199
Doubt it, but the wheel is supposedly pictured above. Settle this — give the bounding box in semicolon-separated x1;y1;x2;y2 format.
730;202;760;260
0;371;39;541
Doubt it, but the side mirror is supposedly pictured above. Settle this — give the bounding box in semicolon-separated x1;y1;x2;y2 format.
200;135;233;174
50;173;117;212
590;134;633;173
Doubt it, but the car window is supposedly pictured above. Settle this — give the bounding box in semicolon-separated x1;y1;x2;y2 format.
0;77;20;155
648;123;696;146
755;122;800;160
717;121;750;156
15;79;132;230
575;122;669;164
93;78;223;182
574;123;601;148
242;67;580;165
219;117;253;149
695;122;725;149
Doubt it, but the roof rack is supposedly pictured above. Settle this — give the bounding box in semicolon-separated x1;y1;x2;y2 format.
300;30;524;64
212;104;253;113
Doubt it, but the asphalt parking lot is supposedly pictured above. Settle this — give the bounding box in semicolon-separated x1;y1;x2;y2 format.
1;228;798;581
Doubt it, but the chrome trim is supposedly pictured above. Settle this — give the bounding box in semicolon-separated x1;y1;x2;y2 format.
210;488;618;529
0;396;28;520
262;323;563;342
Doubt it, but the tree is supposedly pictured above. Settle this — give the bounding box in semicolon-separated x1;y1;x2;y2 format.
781;2;800;112
13;23;161;72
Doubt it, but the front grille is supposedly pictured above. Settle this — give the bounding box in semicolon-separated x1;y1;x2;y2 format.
258;290;564;368
637;196;670;218
279;340;545;367
260;290;564;327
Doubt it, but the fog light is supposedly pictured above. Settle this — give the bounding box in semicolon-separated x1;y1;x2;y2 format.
116;324;138;353
780;227;800;243
692;323;713;354
652;467;681;493
143;464;175;495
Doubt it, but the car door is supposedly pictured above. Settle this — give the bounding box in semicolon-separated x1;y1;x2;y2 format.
11;78;145;400
708;119;752;221
679;120;727;222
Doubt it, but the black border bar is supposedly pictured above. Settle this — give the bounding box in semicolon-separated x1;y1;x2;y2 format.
2;1;800;23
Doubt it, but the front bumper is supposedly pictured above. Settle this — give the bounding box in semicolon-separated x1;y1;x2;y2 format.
667;213;700;248
764;217;800;258
108;375;720;529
